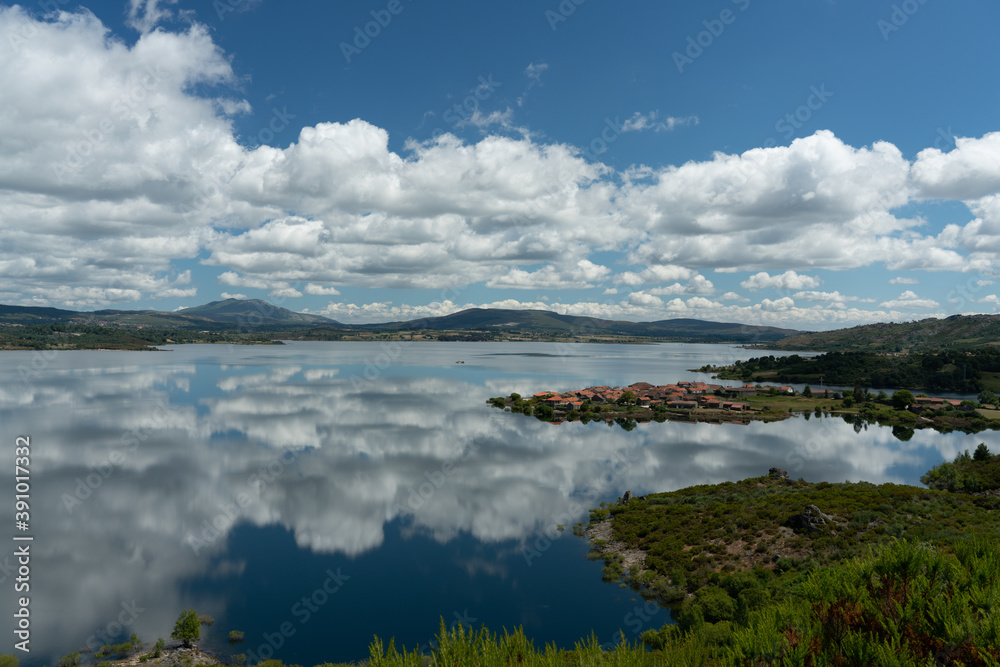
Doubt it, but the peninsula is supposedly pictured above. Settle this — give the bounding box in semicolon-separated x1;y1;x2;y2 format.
489;380;1000;434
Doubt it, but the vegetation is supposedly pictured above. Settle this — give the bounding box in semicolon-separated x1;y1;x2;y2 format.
95;633;143;659
922;446;1000;493
0;324;281;350
490;389;1000;435
700;349;997;392
587;473;1000;606
766;312;1000;352
172;609;201;647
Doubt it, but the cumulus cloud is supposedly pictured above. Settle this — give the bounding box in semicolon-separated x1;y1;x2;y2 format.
486;260;611;290
912;133;1000;200
0;7;996;324
879;290;940;310
304;284;341;296
741;271;821;291
890;277;918;285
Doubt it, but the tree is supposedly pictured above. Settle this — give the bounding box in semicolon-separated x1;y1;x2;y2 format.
171;609;201;648
891;390;915;410
802;385;812;398
617;391;637;406
974;443;992;462
979;390;997;408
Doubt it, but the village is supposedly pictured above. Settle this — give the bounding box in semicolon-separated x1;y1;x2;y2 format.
489;379;987;431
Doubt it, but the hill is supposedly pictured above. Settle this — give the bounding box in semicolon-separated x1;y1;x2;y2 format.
363;308;799;343
769;314;1000;352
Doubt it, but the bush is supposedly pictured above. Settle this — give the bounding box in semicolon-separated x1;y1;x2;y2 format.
677;586;735;631
974;442;992;461
57;653;81;667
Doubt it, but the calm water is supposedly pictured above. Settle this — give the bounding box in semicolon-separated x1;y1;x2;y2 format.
1;341;995;665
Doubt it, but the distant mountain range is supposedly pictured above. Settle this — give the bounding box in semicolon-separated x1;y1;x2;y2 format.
0;299;339;330
0;299;797;343
6;299;1000;350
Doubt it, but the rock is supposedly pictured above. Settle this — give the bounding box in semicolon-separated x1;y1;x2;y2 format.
768;467;789;479
785;504;831;533
619;490;633;505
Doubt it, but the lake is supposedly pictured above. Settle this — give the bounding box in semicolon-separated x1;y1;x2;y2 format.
2;341;996;665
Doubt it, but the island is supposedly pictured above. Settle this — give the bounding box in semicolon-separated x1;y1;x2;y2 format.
489;380;1000;434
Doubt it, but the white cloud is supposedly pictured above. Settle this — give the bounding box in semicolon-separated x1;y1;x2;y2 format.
879;290;940;310
741;271;821;291
792;290;872;304
304;284;341;296
602;288;618;295
517;62;548;107
719;292;750;302
269;287;303;298
621;112;699;133
646;275;715;296
486;260;611;290
0;7;996;322
220;292;246;300
613;265;694;285
126;0;179;33
890;277;918;285
912;132;1000;200
627;291;663;307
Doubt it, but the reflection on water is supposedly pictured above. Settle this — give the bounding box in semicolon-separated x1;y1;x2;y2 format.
0;342;995;664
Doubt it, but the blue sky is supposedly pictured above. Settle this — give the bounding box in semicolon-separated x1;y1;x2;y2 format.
2;0;1000;329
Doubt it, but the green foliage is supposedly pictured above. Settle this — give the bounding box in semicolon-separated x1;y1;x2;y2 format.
228;630;245;646
921;449;1000;493
974;442;992;461
892;389;914;409
714;350;991;392
57;653;81;667
801;385;812;398
171;609;201;647
0;656;16;667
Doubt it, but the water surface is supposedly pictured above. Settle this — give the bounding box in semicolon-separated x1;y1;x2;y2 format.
0;342;992;664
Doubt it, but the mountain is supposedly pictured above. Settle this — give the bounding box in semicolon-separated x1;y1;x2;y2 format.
766;314;1000;352
0;299;341;330
359;308;799;342
174;299;338;326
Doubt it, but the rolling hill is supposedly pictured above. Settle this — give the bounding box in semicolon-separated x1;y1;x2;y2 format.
0;301;798;343
361;308;799;342
768;314;1000;352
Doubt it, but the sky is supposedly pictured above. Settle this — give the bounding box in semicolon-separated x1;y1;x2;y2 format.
2;0;1000;330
